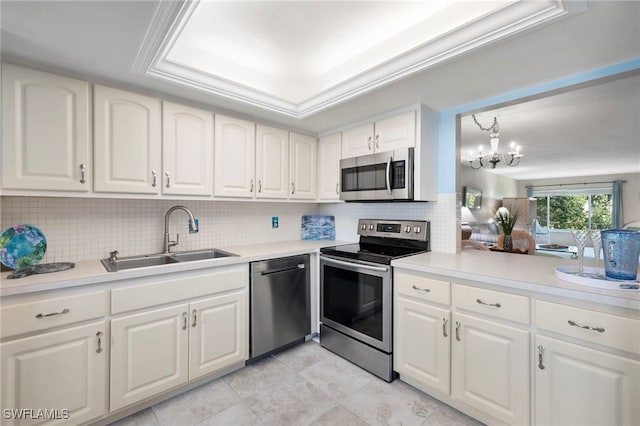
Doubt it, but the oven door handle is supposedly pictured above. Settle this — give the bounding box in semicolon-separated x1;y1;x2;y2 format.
385;156;392;195
322;256;389;272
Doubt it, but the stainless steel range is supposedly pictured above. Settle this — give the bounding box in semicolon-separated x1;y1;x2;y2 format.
319;219;430;381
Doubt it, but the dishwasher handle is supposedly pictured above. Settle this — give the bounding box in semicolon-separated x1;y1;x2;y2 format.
260;264;306;276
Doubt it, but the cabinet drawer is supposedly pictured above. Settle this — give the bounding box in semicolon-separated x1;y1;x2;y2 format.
112;264;248;314
453;284;530;325
395;271;450;305
1;291;107;339
536;300;640;355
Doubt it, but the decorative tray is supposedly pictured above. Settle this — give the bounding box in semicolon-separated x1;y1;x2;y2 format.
539;244;569;250
555;265;639;290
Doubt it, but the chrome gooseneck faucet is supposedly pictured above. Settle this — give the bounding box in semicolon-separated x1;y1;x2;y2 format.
164;205;199;253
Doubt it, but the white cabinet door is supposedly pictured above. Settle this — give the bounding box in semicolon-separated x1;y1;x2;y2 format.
2;63;91;191
395;297;450;394
289;132;317;200
374;111;416;153
1;321;107;426
452;312;529;425
189;290;248;380
317;133;341;200
162;102;214;196
94;85;161;194
535;335;640;426
214;115;255;198
110;304;189;411
255;124;289;199
341;123;373;159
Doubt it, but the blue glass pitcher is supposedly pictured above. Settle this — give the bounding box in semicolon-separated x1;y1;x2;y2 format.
601;229;640;280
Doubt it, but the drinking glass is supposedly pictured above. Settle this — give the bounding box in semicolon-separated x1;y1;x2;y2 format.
571;230;590;276
589;230;603;278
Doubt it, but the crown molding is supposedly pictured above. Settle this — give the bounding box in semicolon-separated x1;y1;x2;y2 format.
132;0;586;119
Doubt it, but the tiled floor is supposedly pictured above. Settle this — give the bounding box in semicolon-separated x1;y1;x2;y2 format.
110;341;483;426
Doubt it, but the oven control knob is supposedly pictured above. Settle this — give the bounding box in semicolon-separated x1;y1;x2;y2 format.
369;224;375;231
405;226;411;233
414;226;421;233
361;224;367;230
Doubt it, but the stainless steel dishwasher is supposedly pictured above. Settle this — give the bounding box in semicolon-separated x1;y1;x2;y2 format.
250;254;311;359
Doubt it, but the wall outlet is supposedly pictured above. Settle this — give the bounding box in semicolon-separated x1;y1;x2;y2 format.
272;217;279;228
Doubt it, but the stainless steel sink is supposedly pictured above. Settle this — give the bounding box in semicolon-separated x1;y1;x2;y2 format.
170;249;237;262
101;249;238;272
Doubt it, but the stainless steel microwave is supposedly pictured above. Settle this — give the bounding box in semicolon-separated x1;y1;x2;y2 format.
340;148;414;202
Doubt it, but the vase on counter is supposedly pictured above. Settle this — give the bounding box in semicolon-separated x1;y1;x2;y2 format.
503;234;513;252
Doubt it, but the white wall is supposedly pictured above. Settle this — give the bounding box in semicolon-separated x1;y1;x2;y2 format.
459;165;519;223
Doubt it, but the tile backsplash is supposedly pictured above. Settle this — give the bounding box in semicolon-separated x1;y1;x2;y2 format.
0;194;457;263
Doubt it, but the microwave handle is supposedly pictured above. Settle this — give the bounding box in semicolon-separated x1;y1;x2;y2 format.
385;156;392;195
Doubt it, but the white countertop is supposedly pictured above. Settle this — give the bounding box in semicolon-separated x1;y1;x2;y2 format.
392;250;640;310
0;240;350;297
4;241;639;311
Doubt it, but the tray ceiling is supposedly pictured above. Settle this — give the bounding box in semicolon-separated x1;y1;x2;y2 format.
135;0;583;118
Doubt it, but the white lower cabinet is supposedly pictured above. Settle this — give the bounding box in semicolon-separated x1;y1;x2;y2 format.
110;288;248;412
535;334;640;426
189;292;248;380
395;296;450;394
110;304;189;411
1;321;107;426
452;312;529;425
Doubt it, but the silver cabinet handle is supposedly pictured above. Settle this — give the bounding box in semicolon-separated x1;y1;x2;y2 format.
537;345;545;370
192;309;197;327
258;180;262;193
96;331;103;354
455;321;461;342
152;170;157;187
375;134;380;149
367;136;372;150
443;318;448;338
79;163;86;184
249;179;254;193
412;285;430;293
568;320;605;333
476;298;501;308
165;172;170;188
182;312;188;330
35;308;70;319
291;182;295;195
336;183;339;195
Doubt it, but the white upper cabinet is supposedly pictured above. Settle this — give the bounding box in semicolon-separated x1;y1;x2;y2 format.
94;85;161;194
162;102;214;196
374;111;416;154
2;63;91;191
317;133;341;200
214;115;256;198
340;111;416;159
289;132;317;200
256;124;289;199
341;123;374;159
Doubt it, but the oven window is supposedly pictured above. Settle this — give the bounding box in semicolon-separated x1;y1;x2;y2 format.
323;265;383;341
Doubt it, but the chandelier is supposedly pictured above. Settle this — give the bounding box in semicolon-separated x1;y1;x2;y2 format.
467;114;523;169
